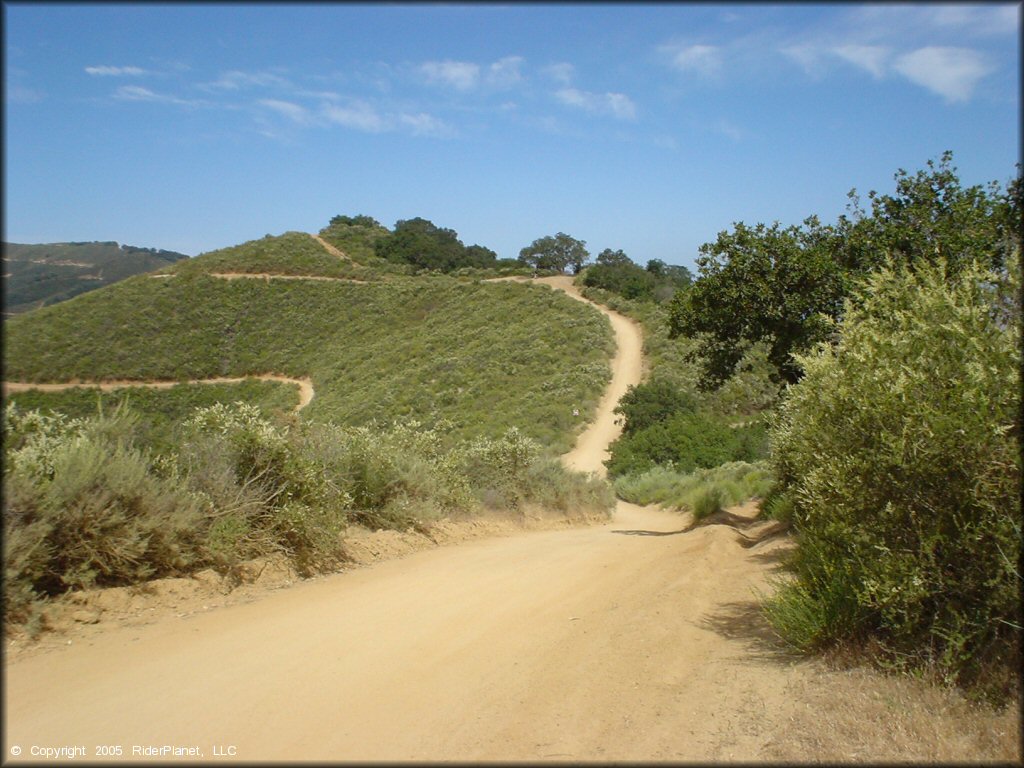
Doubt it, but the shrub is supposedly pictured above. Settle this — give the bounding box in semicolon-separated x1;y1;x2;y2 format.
766;256;1021;700
2;404;206;617
605;410;745;478
614;379;697;435
614;460;773;515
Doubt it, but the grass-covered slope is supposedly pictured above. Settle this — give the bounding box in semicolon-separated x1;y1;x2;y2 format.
166;231;380;281
3;241;188;315
4;272;613;453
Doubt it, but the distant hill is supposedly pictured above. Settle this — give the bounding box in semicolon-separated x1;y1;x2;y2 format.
3;241;190;316
4;222;613;453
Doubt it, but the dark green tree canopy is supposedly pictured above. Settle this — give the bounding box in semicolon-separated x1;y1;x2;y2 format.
834;151;1020;276
669;218;845;388
582;249;656;300
518;233;590;273
669;152;1020;390
329;214;383;229
374;217;497;273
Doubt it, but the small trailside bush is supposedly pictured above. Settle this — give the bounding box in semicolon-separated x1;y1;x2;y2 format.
606;408;768;479
765;256;1021;703
2;404;207;623
614;461;773;520
455;426;615;516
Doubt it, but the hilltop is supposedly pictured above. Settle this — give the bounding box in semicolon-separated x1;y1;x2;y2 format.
3;241;189;316
3;222;612;452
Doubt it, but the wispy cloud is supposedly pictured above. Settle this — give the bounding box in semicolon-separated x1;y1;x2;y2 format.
555;88;637;120
848;4;1018;40
831;45;890;79
893;46;994;103
258;98;314;125
85;65;146;77
400;112;455;138
657;4;1008;104
543;62;575;86
661;43;722;77
112;85;203;107
323;99;389;132
486;56;524;88
200;69;291;92
419;60;480;91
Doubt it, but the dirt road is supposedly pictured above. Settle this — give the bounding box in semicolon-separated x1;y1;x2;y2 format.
4;277;1012;763
3;276;795;762
2;375;315;412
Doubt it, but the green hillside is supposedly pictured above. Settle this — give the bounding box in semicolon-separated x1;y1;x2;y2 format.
4;239;613;453
167;231;381;281
3;241;189;316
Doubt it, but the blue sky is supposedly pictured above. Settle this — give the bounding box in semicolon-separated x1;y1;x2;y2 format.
4;3;1020;269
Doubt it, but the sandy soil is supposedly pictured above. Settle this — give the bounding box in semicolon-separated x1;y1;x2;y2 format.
2;375;314;412
309;233;351;261
3;276;1017;763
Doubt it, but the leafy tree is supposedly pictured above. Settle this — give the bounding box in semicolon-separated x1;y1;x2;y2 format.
518;233;590;274
463;244;499;268
329;214;383;229
668;153;1019;389
614;379;696;434
583;249;656;300
834;151;1020;276
595;248;632;267
668;218;845;388
646;259;693;288
374;218;496;273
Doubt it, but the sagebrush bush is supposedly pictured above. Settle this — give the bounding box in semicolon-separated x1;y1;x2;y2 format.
2;405;206;618
767;256;1021;700
614;460;773;517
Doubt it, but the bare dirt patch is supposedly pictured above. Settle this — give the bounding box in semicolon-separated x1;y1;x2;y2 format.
2;374;314;412
309;232;351;260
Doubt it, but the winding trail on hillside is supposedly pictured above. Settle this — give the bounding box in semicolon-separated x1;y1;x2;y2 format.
309;232;351;260
4;276;822;763
2;375;315;413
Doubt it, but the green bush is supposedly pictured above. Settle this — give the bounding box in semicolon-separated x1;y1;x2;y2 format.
766;256;1021;700
2;405;206;618
605;410;759;478
613;460;773;516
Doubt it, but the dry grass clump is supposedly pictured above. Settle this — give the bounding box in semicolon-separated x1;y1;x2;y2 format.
768;655;1020;763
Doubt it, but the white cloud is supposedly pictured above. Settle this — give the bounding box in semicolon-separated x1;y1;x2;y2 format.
543;62;575;85
201;70;291;91
85;65;146;77
419;60;480;91
555;88;636;120
400;112;454;138
486;56;524;88
893;46;993;103
662;43;722;77
112;85;200;107
322;100;389;132
832;45;889;79
780;44;828;79
258;99;313;125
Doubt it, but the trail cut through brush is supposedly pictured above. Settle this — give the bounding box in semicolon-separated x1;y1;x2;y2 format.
3;276;1017;763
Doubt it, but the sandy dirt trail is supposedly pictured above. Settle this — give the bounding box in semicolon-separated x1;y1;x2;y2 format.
3;277;808;763
2;375;315;412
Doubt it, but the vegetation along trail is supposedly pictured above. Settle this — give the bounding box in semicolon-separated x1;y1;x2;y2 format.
4;277;1014;762
1;375;315;413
